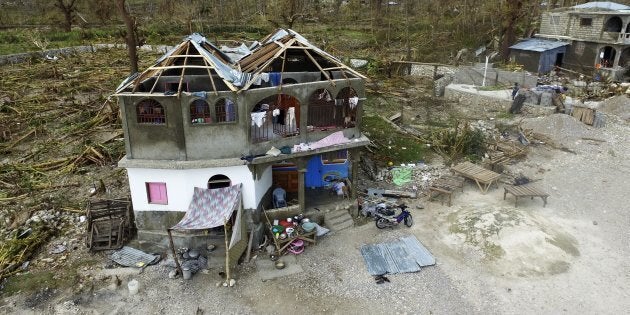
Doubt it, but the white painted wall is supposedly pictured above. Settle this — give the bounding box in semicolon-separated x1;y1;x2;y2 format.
126;165;270;212
254;165;273;204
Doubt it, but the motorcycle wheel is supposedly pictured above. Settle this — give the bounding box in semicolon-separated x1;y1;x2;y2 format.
376;218;389;229
404;215;413;227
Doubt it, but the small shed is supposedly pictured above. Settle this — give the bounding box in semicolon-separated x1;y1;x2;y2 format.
510;38;570;74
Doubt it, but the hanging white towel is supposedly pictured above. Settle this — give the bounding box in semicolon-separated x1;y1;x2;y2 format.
349;96;359;109
260;73;270;83
272;109;280;117
251;112;266;127
286;107;296;133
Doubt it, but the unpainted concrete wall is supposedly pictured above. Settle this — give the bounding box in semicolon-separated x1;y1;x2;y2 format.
119;77;366;161
453;66;538;88
444;85;556;118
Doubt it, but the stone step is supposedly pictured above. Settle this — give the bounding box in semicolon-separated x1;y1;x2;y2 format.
324;210;354;232
329;219;354;231
325;210;349;222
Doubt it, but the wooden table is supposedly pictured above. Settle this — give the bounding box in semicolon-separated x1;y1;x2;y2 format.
504;184;549;207
276;230;317;255
451;161;501;194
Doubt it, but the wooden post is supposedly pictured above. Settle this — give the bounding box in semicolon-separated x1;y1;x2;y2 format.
223;219;230;284
167;229;182;275
296;158;307;212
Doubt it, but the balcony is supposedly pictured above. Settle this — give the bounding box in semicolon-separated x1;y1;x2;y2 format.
618;32;630;44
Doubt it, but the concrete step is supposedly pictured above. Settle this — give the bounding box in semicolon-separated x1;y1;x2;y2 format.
324;210;354;232
330;219;354;231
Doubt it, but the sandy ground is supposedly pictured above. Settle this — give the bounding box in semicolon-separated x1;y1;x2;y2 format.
2;113;629;314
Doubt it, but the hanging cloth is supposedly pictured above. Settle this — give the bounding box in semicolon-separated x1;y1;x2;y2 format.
349;96;359;109
251;112;266;127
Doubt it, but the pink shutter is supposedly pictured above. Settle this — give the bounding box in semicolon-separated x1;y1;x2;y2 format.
147;182;168;204
158;183;168;204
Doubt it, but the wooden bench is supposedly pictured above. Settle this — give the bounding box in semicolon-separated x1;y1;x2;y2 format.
503;184;549;207
428;175;465;207
451;161;501;194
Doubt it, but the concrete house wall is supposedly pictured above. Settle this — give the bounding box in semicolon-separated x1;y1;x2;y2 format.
537;8;630;80
119;76;365;162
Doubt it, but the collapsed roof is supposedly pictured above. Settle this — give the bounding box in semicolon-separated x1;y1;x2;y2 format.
116;29;365;95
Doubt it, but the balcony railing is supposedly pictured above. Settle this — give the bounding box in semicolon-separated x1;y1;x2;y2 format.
618;32;630;44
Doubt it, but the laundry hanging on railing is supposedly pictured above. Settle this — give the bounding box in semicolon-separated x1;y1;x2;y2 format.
349;96;359;109
286;107;297;133
251;112;267;127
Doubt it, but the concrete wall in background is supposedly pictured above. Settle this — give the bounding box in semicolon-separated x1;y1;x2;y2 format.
453;66;539;88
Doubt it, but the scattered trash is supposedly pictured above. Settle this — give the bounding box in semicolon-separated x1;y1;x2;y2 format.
127;279;139;295
49;244;67;254
374;274;390;284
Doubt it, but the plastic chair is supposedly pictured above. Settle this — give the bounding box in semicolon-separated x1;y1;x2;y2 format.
273;187;287;208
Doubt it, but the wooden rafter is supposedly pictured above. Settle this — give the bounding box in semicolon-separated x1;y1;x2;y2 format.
177;43;190;97
202;58;219;96
300;43;335;87
240;38;297;91
146;44;187;93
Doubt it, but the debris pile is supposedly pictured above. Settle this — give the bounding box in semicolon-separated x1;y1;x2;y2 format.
521;113;597;149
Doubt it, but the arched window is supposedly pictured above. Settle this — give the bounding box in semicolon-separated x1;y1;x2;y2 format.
208;174;231;189
137;99;165;124
335;87;359;128
598;46;617;68
251;94;300;143
215;98;237;123
190;99;211;124
308;88;338;131
604;16;622;32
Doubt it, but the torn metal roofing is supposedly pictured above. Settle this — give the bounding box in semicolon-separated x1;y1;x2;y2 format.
510;38;570;52
572;1;630;10
116;33;243;93
116;29;365;95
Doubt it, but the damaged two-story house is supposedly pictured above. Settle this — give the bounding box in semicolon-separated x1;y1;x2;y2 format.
511;1;630;80
114;29;370;257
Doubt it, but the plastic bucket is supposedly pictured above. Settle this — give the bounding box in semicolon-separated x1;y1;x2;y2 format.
128;279;139;295
182;268;192;280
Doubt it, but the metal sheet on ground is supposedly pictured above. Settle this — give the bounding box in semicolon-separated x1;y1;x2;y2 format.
110;246;161;268
360;235;435;276
400;235;436;267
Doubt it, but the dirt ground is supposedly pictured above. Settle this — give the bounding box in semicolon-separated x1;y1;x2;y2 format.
2;103;630;314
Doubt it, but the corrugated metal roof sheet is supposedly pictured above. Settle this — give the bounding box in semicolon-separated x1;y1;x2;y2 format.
510;38;570;52
360;235;435;276
572;1;630;10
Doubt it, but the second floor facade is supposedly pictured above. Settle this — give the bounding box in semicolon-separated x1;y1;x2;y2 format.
539;2;630;45
115;30;367;162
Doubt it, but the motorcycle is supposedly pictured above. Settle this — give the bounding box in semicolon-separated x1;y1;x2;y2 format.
374;204;413;229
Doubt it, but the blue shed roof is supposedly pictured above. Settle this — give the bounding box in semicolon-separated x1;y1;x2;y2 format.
510;38;570;52
572;2;630;10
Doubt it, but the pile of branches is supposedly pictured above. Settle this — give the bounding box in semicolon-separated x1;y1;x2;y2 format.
421;121;486;164
0;224;56;280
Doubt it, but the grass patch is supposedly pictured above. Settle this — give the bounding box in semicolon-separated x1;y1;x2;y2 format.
2;271;57;296
362;114;428;165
